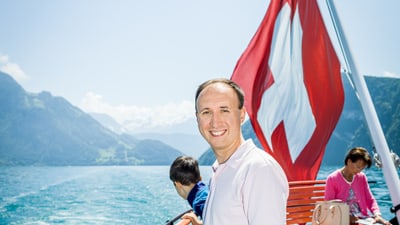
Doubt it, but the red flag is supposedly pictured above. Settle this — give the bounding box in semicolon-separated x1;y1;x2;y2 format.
231;0;344;181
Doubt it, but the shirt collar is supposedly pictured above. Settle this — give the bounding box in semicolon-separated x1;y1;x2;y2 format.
211;139;254;172
187;181;207;206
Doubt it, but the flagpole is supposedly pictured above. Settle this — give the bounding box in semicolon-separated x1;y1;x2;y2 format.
326;0;400;221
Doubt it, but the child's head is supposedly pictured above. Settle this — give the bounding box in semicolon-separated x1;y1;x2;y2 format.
170;156;201;185
170;156;201;200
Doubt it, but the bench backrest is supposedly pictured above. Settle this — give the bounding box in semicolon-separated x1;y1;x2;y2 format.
286;180;326;224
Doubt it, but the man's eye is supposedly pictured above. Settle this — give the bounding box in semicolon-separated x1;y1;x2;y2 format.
200;111;210;115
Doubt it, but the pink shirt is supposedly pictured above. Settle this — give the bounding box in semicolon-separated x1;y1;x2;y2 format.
202;140;289;225
324;169;380;217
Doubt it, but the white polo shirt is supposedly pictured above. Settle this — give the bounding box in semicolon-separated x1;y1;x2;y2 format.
202;139;288;225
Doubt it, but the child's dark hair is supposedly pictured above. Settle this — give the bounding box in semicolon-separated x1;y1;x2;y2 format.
170;156;201;185
344;147;372;168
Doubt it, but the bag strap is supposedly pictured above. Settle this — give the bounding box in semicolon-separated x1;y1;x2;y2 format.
313;203;344;225
313;204;324;224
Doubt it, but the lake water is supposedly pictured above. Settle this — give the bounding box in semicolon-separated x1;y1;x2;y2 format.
0;165;398;224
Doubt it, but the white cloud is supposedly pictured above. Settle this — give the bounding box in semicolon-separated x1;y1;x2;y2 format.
80;92;196;131
365;71;400;79
0;54;29;82
382;71;400;79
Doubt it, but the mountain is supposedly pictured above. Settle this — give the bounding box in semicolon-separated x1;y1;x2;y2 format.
199;75;400;166
0;72;183;166
89;112;127;134
90;112;209;158
324;75;400;165
133;132;209;158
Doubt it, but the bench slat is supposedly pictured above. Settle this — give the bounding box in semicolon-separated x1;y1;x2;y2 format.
286;180;326;225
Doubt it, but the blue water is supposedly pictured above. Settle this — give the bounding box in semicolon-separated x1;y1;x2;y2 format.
0;166;398;224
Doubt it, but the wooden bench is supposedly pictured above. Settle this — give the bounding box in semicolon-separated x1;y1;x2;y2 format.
286;180;326;225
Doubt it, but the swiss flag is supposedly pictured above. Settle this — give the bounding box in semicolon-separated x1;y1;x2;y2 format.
231;0;344;181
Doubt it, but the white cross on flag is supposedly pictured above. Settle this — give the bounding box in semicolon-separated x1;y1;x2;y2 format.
231;0;344;181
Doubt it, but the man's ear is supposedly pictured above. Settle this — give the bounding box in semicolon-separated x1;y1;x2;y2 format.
240;106;246;124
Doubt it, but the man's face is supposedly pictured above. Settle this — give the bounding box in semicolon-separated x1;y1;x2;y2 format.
195;82;245;153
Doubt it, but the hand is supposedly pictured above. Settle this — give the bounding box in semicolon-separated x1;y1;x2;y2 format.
374;215;391;225
182;211;202;225
350;215;359;223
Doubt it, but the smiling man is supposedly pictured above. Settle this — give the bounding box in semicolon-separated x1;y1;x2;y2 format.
195;78;288;225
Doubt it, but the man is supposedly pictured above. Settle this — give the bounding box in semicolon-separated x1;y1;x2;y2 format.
195;78;289;225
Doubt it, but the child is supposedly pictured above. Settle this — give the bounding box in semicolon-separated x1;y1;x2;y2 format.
170;156;209;225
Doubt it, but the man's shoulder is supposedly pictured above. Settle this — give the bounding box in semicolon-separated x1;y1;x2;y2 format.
240;146;283;171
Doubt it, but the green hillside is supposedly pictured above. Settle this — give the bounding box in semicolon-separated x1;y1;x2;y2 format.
0;72;183;166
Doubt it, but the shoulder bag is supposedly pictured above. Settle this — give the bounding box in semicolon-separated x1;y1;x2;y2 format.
311;200;349;225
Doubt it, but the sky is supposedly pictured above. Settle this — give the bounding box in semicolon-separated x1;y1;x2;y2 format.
1;0;399;134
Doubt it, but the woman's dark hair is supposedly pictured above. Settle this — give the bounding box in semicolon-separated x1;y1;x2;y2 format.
169;156;201;185
344;147;372;168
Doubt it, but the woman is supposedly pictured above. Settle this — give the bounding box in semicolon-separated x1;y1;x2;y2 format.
324;147;391;224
